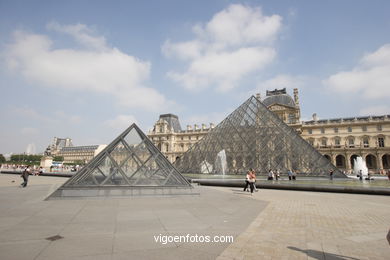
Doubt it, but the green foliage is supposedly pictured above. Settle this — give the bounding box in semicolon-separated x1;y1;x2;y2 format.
9;154;43;165
53;156;64;162
0;154;6;163
73;160;85;166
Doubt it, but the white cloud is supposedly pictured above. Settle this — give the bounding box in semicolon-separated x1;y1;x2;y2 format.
169;47;275;92
47;22;107;51
324;44;390;99
4;23;172;111
359;105;390;116
252;74;306;96
104;114;138;131
163;4;282;92
200;4;281;47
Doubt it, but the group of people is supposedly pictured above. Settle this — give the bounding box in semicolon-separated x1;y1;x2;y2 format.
18;165;44;188
267;169;279;180
267;169;297;180
243;168;300;194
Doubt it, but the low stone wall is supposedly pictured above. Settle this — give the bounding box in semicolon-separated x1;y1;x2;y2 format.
192;179;390;196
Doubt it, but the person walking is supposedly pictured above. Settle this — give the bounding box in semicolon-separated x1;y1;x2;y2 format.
292;170;297;180
287;169;293;180
243;170;251;192
248;170;256;194
251;169;258;192
275;169;280;180
267;169;274;180
20;165;31;188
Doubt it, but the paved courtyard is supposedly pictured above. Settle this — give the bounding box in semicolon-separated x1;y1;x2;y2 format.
0;174;389;259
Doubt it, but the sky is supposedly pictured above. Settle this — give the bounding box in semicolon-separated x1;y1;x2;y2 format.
1;0;390;155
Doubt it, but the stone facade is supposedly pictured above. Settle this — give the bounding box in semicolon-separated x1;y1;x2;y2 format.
45;137;73;156
302;116;390;173
148;114;215;163
148;89;390;174
45;137;107;164
57;145;107;164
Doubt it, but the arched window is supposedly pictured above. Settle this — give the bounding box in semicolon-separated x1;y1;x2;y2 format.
334;137;341;148
321;138;327;148
366;154;377;169
382;154;390;169
362;136;369;147
335;154;346;168
348;137;355;148
377;136;385;147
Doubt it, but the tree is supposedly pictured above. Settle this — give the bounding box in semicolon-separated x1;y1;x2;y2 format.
53;156;64;162
9;154;43;165
0;154;5;163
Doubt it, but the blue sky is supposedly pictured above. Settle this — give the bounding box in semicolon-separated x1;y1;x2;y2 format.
1;0;390;155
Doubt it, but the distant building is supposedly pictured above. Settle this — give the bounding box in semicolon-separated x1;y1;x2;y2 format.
45;137;106;164
147;88;390;174
148;114;214;163
57;145;107;164
45;137;73;156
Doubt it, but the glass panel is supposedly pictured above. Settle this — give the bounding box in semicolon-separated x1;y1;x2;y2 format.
120;156;141;179
91;168;106;184
110;141;130;166
96;156;129;185
123;128;143;147
133;141;152;164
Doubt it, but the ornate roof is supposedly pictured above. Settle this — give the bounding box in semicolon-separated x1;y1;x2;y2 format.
159;114;182;132
262;94;296;108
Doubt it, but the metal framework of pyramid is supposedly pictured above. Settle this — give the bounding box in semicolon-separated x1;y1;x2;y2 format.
48;123;192;199
175;96;346;178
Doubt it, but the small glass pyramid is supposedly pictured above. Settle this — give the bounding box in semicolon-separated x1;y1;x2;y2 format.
47;124;192;199
174;96;346;178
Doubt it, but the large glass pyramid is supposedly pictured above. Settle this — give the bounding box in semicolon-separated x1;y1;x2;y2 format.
175;96;346;178
48;124;192;199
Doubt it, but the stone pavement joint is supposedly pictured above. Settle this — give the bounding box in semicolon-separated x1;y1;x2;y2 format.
215;187;390;260
0;174;389;259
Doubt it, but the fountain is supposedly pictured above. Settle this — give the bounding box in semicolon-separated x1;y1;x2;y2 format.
353;156;369;180
215;149;227;175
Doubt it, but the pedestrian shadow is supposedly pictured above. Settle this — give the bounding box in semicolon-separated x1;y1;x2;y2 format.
287;246;360;260
231;188;258;195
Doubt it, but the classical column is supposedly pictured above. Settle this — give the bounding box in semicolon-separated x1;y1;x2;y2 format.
377;153;384;173
345;153;351;171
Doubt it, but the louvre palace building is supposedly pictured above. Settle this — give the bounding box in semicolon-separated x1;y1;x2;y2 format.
148;88;390;174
